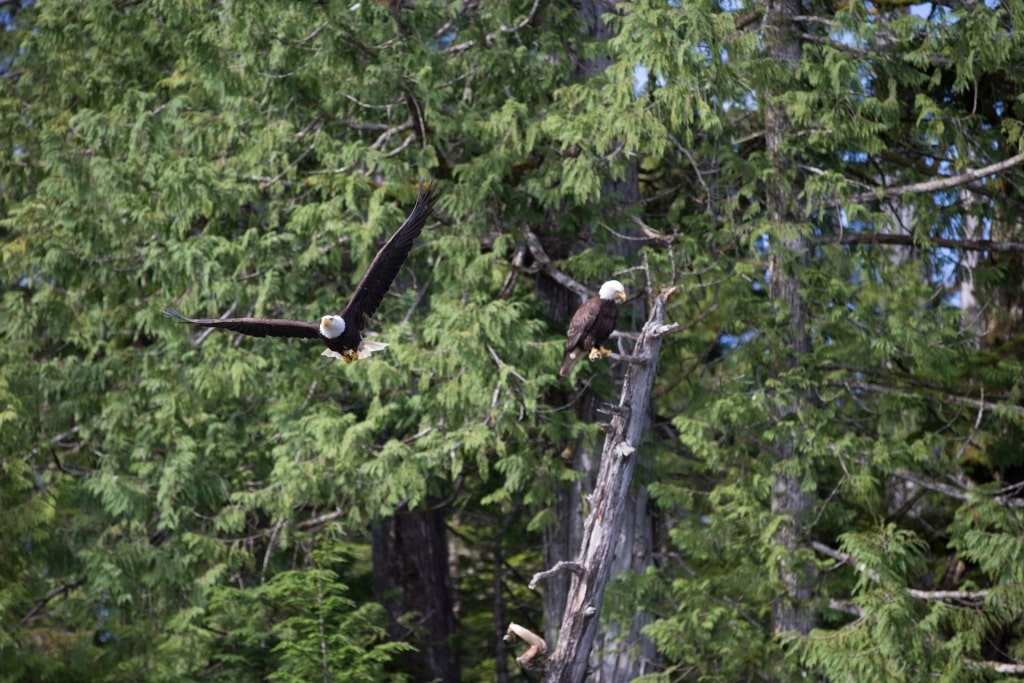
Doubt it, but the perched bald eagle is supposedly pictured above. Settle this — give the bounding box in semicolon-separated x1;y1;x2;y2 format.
165;184;437;363
558;280;627;377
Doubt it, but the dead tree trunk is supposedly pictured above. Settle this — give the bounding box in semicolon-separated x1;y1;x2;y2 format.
534;292;677;683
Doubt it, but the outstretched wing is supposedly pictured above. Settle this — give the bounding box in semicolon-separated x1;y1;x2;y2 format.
339;183;438;331
565;295;602;351
164;307;321;339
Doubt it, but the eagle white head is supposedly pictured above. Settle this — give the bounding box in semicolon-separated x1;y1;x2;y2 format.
320;315;346;339
599;280;627;303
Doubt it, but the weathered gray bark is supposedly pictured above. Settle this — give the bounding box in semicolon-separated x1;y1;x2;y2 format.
763;0;817;639
538;293;677;683
541;425;595;648
589;485;658;680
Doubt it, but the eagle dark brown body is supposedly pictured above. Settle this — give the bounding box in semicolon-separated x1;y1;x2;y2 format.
559;280;627;377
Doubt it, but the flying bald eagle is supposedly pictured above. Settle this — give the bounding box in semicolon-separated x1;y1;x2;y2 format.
558;279;627;377
165;184;437;363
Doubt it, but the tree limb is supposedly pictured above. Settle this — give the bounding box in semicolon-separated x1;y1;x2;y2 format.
812;541;990;601
20;581;84;625
828;151;1024;208
505;622;548;670
811;231;1024;254
892;468;1024;509
529;561;584;590
521;228;591;301
967;660;1024;674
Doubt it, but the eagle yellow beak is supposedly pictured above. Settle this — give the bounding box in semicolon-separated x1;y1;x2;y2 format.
321;316;332;327
617;291;627;303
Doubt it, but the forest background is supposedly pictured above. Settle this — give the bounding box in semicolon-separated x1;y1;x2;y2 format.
2;0;1024;681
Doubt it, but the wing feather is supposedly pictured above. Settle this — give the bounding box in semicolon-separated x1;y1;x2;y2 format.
339;183;438;330
565;295;602;351
164;308;321;339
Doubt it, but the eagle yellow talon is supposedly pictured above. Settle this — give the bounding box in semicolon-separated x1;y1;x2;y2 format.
342;350;359;363
588;346;612;361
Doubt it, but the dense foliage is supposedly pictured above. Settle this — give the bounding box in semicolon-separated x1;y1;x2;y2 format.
2;0;1023;681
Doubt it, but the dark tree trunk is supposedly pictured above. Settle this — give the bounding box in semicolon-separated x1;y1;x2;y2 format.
494;516;513;683
372;508;460;682
763;0;817;640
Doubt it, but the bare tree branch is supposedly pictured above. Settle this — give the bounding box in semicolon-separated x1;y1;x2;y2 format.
443;0;541;54
811;231;1024;254
20;581;84;625
967;660;1024;674
812;541;990;601
529;561;584;590
828;151;1024;208
892;468;1024;509
505;622;548;669
842;379;1024;420
522;228;592;301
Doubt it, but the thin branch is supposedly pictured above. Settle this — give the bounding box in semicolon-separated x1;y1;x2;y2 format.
340;92;398;111
261;519;285;582
505;622;548;669
20;581;84;624
259;142;318;190
811;231;1024;254
28;425;82;461
444;0;541;54
401;254;441;325
522;229;591;301
529;561;584;590
843;379;1024;419
953;386;985;462
298;379;318;414
667;132;711;202
369;119;414;152
892;468;1024;509
629;215;674;245
829;151;1024;208
296;508;345;530
499;0;541;34
291;21;328;46
487;344;528;384
812;541;879;581
812;541;990;601
381;132;417;158
967;660;1024;674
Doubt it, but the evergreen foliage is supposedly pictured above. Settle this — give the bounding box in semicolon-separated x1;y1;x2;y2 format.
1;0;1024;680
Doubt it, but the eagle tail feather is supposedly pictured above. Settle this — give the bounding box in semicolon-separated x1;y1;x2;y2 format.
558;351;578;377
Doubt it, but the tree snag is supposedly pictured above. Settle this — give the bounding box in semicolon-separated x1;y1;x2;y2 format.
535;290;678;683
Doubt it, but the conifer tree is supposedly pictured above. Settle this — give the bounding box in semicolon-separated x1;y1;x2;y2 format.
3;0;1024;681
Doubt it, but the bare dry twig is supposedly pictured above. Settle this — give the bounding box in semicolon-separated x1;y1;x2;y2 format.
505;622;548;669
